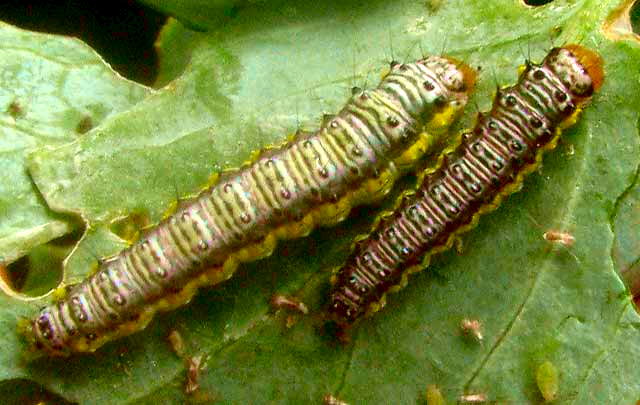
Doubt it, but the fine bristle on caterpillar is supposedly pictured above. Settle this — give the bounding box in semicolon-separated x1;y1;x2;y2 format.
20;54;476;356
326;44;604;329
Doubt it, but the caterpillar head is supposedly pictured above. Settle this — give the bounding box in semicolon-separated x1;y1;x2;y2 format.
380;55;476;132
19;307;73;357
545;44;604;98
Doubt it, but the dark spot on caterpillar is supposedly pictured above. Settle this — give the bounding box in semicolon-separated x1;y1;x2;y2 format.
561;102;576;115
434;95;446;107
510;140;523;151
530;116;543;128
533;69;546;80
318;167;329;178
424;80;436;91
555;90;568;102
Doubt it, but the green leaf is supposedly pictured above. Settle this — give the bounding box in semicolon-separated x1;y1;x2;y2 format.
0;22;151;265
613;150;640;296
2;0;640;403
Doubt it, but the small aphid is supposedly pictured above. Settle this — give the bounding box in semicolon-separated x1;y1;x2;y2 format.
270;294;309;315
459;392;487;403
543;230;580;264
527;214;578;261
461;318;483;342
167;329;186;357
323;393;349;405
543;230;575;248
185;354;206;395
536;360;559;402
425;384;445;405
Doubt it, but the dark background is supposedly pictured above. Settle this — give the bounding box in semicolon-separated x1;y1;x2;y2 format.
0;0;166;86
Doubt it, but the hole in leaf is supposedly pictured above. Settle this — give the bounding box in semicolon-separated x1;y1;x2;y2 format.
631;0;640;35
522;0;554;6
5;229;83;297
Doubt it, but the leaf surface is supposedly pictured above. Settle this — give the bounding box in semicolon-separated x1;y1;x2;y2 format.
0;22;150;264
2;0;640;403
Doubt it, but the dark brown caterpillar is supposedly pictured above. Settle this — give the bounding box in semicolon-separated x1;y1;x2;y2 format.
21;54;476;356
327;44;604;329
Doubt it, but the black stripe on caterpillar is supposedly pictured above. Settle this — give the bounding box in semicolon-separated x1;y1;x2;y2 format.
21;54;476;356
326;44;604;329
